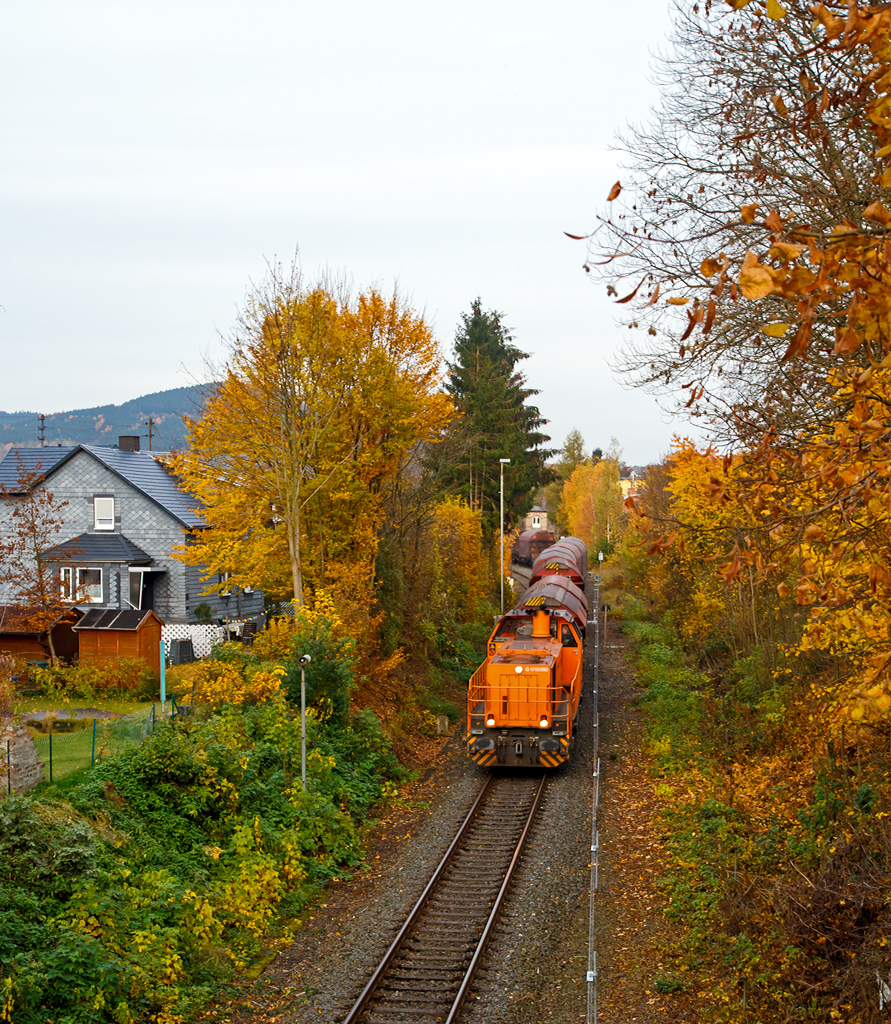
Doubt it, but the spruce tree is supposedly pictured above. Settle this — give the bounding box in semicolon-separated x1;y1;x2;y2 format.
442;299;553;531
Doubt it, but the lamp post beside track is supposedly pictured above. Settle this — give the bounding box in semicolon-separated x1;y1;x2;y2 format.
299;654;311;788
499;458;511;614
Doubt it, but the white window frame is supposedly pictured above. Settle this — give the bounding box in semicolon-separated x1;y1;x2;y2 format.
220;571;232;597
76;567;103;603
60;566;74;601
532;515;541;528
93;496;114;531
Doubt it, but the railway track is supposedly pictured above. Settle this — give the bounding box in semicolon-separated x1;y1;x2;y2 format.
341;771;547;1024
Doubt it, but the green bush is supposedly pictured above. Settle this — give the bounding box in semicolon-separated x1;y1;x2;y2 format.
34;658;158;699
0;696;405;1023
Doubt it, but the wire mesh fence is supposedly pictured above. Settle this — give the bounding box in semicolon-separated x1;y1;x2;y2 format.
18;705;156;786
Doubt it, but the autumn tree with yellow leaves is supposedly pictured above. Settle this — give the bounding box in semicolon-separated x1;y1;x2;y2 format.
597;0;891;722
589;0;891;448
588;3;891;1018
173;263;453;619
561;446;625;558
681;1;891;725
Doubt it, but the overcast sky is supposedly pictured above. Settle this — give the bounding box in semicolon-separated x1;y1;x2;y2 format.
1;0;688;465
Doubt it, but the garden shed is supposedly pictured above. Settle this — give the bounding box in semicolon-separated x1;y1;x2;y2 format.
0;606;82;663
74;609;163;676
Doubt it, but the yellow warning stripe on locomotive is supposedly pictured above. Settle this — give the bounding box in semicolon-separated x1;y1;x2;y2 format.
471;750;498;767
525;596;546;607
539;752;565;767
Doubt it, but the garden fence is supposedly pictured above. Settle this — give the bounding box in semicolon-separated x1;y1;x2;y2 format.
5;704;157;792
587;570;602;1024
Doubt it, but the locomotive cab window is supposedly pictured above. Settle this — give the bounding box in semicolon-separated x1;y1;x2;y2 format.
561;624;578;648
494;618;520;642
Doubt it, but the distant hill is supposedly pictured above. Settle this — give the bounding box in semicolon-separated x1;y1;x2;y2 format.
0;385;210;453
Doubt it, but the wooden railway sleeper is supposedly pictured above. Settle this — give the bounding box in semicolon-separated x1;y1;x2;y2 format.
341;775;545;1024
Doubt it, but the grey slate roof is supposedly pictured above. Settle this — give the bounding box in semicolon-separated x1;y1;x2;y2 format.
41;532;153;564
74;609;156;631
83;446;204;529
0;445;205;529
0;447;74;491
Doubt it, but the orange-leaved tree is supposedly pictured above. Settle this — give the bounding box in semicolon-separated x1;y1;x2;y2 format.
173;263;453;619
700;4;891;721
0;456;81;663
608;2;891;722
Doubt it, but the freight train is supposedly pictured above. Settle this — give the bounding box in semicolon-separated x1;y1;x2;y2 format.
467;536;589;768
508;528;555;591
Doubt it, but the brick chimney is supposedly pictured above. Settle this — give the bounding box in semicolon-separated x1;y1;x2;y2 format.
118;436;140;451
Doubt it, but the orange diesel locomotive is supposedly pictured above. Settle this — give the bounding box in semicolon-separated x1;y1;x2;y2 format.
467;537;589;768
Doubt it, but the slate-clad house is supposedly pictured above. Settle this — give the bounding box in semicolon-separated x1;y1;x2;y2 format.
0;437;263;624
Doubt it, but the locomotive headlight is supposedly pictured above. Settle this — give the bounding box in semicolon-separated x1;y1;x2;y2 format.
486;714;495;728
539;715;549;728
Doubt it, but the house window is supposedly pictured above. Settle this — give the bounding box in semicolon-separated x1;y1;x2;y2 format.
77;567;103;603
532;515;541;528
220;572;232;597
94;497;114;531
60;566;103;603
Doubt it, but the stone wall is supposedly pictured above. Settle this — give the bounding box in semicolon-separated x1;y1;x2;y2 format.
0;720;44;794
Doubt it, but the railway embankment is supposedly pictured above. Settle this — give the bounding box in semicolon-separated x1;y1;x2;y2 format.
211;615;698;1024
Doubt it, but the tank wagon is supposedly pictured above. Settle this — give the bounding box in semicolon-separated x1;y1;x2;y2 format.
467;536;589;768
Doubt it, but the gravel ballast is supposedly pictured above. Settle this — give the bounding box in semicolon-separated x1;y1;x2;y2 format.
221;615;698;1024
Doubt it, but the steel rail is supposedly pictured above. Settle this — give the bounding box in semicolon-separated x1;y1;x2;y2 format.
340;774;494;1024
444;770;548;1023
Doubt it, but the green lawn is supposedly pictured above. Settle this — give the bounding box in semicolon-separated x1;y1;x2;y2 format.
28;705;157;782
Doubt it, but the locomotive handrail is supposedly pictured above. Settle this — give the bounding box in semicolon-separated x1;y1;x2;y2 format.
467;660;488;704
469;679;568;705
